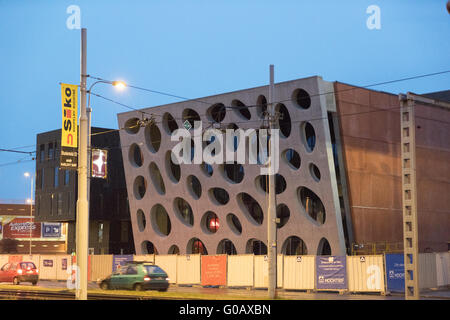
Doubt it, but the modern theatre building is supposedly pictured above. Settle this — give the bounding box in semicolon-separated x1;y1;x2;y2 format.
117;76;450;256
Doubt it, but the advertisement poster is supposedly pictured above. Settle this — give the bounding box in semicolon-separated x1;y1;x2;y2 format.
316;256;347;290
201;255;227;286
42;223;62;238
3;218;41;239
60;83;78;170
112;255;133;272
385;254;405;292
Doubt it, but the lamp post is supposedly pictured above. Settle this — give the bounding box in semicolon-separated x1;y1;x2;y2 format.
76;27;126;300
24;172;34;257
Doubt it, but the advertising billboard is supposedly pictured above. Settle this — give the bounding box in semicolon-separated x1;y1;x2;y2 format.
3;218;41;239
60;83;78;170
91;148;108;179
316;256;347;290
385;254;405;292
112;255;133;272
42;223;62;238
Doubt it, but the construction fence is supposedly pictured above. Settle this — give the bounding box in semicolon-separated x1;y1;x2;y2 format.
0;252;448;294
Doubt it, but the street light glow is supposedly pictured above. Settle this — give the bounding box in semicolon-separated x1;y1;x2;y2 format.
24;172;30;177
112;80;126;90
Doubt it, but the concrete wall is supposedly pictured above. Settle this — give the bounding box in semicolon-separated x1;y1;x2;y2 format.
118;76;347;257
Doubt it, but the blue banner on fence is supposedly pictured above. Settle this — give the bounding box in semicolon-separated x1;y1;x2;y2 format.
316;256;347;290
385;254;404;292
112;255;133;272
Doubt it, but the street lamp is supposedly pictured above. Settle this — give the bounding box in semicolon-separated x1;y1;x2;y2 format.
86;79;127;205
24;172;34;257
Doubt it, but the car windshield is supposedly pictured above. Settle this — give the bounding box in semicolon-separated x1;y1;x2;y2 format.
20;262;36;269
144;265;166;275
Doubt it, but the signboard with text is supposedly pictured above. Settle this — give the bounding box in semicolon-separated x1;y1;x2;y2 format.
3;218;41;239
201;255;227;286
316;256;347;290
112;255;133;272
60;83;78;170
42;223;62;238
385;254;405;292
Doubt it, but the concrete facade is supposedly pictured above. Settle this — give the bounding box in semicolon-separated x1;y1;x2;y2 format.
118;76;348;256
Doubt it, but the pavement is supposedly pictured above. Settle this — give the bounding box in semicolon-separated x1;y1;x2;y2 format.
3;280;449;300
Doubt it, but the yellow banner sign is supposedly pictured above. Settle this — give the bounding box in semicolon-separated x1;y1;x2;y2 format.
61;83;78;148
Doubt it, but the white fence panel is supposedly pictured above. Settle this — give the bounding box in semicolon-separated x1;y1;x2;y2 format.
283;255;315;290
347;255;385;293
436;252;450;287
155;255;177;284
227;255;254;287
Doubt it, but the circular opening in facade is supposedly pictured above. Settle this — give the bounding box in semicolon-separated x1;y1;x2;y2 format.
174;197;194;227
137;209;146;232
276;204;290;228
276;103;291;138
207;103;226;123
246;238;267;255
168;245;180;254
232;99;251;120
282;236;308;255
150;204;171;236
317;238;332;255
200;162;213;177
221;162;244;184
149;162;166;195
125;118;140;134
298;186;326;225
162;112;178;135
187;238;208;254
309;163;321;181
201;211;219;234
256;174;287;194
256;95;267;118
133;175;147;200
145;122;162;153
182;108;201;129
187;175;202;199
237;193;264;225
166;151;181;183
129;143;143;168
217;239;237;255
226;213;242;235
141;240;158;254
292;88;311;109
209;187;230;205
301;122;316;152
282;149;301;170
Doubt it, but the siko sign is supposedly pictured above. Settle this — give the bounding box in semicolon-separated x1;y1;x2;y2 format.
60;83;78;170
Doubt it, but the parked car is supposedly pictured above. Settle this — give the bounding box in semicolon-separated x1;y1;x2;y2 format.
0;261;39;285
98;261;169;292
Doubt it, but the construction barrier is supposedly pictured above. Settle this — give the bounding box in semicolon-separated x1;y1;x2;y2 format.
133;254;155;263
347;255;385;293
201;255;227;287
0;255;9;269
419;253;438;289
315;255;348;291
227;254;254;287
155;255;177;284
56;255;71;281
90;255;113;282
39;255;58;280
436;252;450;287
254;255;284;288
176;254;201;285
283;255;315;290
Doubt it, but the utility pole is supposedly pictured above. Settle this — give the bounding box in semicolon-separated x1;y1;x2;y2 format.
76;27;89;300
399;93;419;300
267;64;277;299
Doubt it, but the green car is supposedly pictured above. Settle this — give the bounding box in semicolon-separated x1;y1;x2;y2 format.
98;261;169;292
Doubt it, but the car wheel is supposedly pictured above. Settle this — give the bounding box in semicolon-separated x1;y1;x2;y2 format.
100;281;109;290
134;283;143;291
13;277;20;285
158;288;168;292
32;281;38;286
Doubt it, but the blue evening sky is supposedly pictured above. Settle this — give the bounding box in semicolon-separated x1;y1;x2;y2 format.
0;0;449;201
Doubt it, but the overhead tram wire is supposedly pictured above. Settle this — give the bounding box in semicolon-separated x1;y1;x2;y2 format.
90;69;450;113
